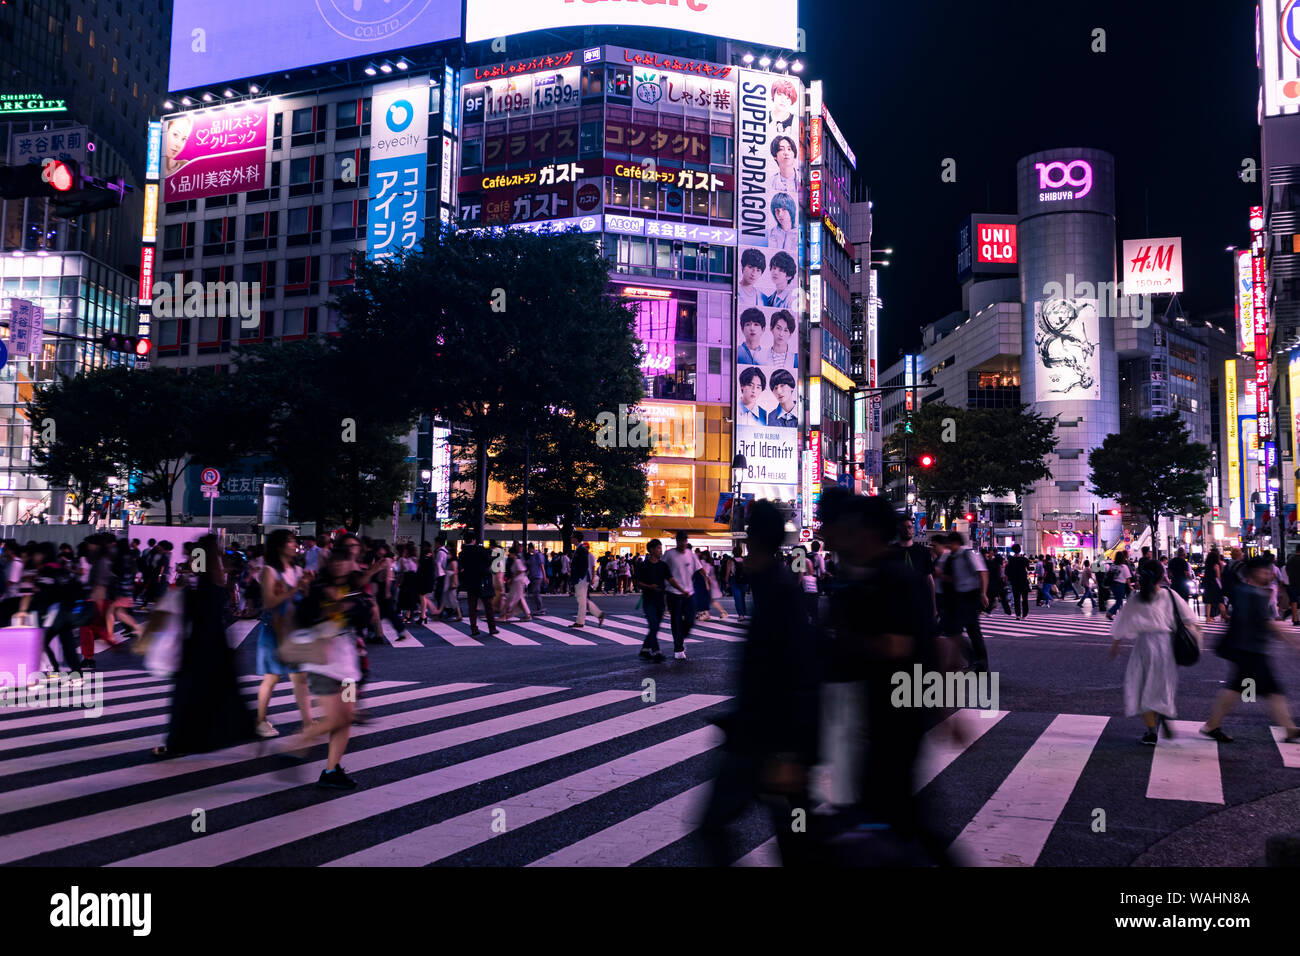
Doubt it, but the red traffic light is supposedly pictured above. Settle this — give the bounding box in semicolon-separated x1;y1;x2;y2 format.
964;513;975;522
134;338;152;357
42;160;75;192
1100;508;1121;516
918;453;935;468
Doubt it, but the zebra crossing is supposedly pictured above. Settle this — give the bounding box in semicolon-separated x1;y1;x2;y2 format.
222;611;754;649
1;668;1298;866
975;604;1230;645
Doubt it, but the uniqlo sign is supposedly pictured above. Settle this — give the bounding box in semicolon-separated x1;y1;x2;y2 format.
975;223;1016;264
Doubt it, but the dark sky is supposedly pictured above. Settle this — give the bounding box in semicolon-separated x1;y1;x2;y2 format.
800;0;1260;362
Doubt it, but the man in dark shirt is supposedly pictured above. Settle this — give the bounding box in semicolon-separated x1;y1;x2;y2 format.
1167;548;1192;602
636;539;670;662
457;530;498;637
823;493;947;863
1201;555;1300;744
698;501;820;865
1004;544;1032;620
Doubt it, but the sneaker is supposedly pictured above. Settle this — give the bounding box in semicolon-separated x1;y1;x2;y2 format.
568;623;585;629
1141;730;1158;746
638;648;654;660
255;720;279;739
651;652;666;662
1283;729;1300;744
1200;727;1234;743
317;767;358;790
674;650;687;660
41;671;62;682
397;631;411;642
67;675;84;688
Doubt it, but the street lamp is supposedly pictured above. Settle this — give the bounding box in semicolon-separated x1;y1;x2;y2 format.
730;453;747;540
419;468;432;547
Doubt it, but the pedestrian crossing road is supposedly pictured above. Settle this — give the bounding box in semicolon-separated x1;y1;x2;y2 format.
224;613;751;650
2;668;1297;866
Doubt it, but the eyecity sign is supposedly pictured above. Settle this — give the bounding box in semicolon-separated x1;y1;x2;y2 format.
1035;160;1093;201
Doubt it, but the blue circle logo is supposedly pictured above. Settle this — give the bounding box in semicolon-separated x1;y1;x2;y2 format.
387;100;414;132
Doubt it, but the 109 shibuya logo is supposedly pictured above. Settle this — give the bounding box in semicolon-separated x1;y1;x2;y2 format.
1035;159;1093;201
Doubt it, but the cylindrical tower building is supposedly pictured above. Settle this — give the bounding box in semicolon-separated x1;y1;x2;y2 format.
1017;148;1122;555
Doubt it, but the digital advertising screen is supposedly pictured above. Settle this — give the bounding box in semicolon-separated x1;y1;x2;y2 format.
169;0;463;91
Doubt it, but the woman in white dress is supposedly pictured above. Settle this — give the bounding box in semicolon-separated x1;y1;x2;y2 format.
1108;562;1201;745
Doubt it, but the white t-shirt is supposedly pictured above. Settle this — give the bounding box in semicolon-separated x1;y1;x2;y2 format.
950;547;987;594
663;547;701;596
1113;563;1133;584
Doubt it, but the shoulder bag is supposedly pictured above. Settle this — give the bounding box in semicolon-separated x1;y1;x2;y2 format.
1168;588;1199;666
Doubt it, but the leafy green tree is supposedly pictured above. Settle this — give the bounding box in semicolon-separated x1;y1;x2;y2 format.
334;227;647;534
490;410;650;546
230;339;415;531
885;403;1058;521
1089;412;1212;555
27;369;130;523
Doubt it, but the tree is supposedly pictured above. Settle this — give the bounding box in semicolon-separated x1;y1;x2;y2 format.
490;409;650;546
335;227;648;534
1089;412;1212;556
114;368;246;525
27;369;130;522
230;339;415;531
885;403;1058;521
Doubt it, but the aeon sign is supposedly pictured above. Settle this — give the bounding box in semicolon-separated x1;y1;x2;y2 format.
1035;160;1093;201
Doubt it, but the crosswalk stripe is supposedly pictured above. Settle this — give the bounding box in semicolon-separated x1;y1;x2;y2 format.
108;692;723;867
381;619;424;647
1146;721;1224;803
0;684;610;865
685;622;746;643
326;725;724;866
512;620;597;645
529;781;711;866
0;678;412;759
950;713;1109;867
1271;727;1300;768
537;616;642;645
227;619;259;649
420;620;484;647
0;681;480;813
733;836;779;866
608;614;712;644
0;673;266;724
914;709;1010;792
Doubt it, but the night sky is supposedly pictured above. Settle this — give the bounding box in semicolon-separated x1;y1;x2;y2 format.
799;0;1260;362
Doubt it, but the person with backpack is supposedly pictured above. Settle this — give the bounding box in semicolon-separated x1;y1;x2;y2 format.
1076;560;1100;610
1200;554;1300;745
726;546;749;620
32;543;83;683
1004;543;1032;620
942;532;990;672
1105;551;1134;621
1108;561;1202;745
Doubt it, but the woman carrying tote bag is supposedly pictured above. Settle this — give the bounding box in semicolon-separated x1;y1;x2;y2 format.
1108;563;1202;746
